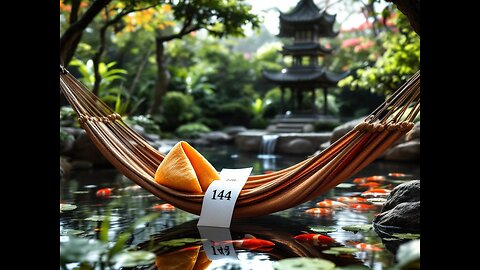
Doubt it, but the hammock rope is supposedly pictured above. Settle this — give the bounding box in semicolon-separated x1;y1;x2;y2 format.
60;66;420;218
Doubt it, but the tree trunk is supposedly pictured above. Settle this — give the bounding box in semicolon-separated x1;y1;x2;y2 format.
60;0;112;66
149;37;171;115
92;24;108;96
128;48;152;94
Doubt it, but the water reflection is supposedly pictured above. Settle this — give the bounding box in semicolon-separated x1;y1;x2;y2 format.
60;145;419;269
137;215;366;269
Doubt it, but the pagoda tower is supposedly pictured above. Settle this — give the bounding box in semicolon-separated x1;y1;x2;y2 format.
263;0;348;117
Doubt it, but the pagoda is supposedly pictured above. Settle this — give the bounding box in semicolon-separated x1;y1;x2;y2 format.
263;0;348;119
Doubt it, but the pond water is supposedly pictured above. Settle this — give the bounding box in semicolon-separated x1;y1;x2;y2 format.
60;144;420;269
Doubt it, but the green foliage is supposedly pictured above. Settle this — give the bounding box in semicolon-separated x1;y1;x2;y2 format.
161;91;201;131
60;128;75;144
215;102;255;127
125;114;161;134
70;59;127;91
175;123;211;139
60;106;80;127
171;0;261;38
338;12;420;95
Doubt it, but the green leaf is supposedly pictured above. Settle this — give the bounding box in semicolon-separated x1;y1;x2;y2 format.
342;224;372;233
309;226;338;233
112;250;156;268
274;257;335;270
323;247;360;255
392;233;420;240
60;203;77;212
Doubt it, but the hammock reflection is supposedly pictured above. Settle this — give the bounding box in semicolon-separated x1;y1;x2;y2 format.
136;215;365;269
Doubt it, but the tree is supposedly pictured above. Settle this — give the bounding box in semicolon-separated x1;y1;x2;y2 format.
147;0;261;114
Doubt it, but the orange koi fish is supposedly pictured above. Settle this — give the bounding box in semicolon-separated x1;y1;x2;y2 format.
305;208;333;215
316;199;348;208
366;175;386;182
357;182;381;189
336;197;367;203
294;233;335;246
152;203;176;211
352;177;367;184
346;241;383;251
361;189;392;196
349;203;376;211
96;188;112;198
388;172;406;177
219;234;275;251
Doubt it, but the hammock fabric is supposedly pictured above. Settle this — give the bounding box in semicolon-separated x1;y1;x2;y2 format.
60;65;420;218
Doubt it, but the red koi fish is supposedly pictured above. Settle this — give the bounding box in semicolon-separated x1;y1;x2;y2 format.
357;182;381;189
264;170;275;174
96;188;112;198
316;199;347;208
361;189;392;196
346;241;383;251
336;197;367;203
220;234;275;251
366;175;386;182
305;208;333;215
294;233;335;246
353;176;386;183
349;203;376;211
152;203;176;211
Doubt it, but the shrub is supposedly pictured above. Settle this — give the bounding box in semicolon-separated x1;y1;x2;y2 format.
125;114;161;135
161;91;200;131
214;102;254;127
175;123;211;139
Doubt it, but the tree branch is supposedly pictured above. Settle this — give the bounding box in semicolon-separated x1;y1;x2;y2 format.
386;0;420;35
69;0;81;25
60;0;113;65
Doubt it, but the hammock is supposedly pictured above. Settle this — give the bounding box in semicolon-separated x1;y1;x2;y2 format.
60;65;420;218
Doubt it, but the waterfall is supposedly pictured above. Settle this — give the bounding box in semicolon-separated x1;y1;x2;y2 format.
258;134;279;158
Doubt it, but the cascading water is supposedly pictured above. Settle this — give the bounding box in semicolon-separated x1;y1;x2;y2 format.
258;134;279;170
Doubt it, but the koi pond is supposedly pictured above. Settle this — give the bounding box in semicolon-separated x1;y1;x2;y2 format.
60;144;420;269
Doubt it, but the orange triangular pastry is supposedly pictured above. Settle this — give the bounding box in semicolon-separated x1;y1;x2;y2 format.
154;141;220;193
192;250;212;270
155;245;200;270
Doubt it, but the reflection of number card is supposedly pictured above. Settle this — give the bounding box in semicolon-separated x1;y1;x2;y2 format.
198;226;238;260
197;168;252;228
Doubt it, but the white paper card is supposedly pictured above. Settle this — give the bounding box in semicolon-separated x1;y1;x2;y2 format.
197;226;238;260
197;167;252;228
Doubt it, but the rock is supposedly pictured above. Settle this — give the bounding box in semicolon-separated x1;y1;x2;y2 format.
384;140;420;161
70;131;110;167
200;131;232;143
144;133;160;142
374;201;420;232
405;122;420;141
132;124;146;137
381;180;420;212
302;124;314;132
223;126;247;136
373;180;420;241
281;138;315;154
330;117;364;143
61;127;84;138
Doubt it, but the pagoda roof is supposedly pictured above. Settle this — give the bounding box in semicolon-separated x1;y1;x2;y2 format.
262;67;349;87
279;0;336;24
278;0;339;38
281;42;333;55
